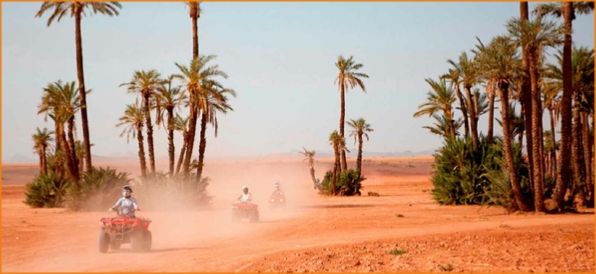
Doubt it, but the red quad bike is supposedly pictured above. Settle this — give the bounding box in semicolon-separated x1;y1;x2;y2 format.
268;192;286;211
98;209;152;253
231;202;259;223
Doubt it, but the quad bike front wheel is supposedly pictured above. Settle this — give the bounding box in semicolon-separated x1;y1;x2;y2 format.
131;230;145;252
249;211;259;223
110;240;121;251
142;231;152;251
98;231;110;253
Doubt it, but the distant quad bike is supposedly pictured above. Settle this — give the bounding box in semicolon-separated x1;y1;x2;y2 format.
268;192;286;211
98;209;152;253
231;202;259;223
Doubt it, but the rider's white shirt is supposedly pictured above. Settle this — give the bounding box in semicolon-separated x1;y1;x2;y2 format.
240;192;252;202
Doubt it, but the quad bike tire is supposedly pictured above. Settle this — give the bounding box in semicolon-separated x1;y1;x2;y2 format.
99;231;110;253
249;211;259;223
142;231;152;251
130;230;145;252
110;240;122;251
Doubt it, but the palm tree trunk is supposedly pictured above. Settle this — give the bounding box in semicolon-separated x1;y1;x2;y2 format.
309;167;317;188
454;85;470;139
143;94;156;175
339;85;347;172
38;148;44;175
41;144;48;175
572;96;586;203
529;52;545;212
196;111;208;181
59;125;79;184
581;112;592;203
464;85;479;150
549;108;557;179
74;10;92;173
357;134;363;177
191;5;199;60
554;1;574;207
520;1;535;195
137;128;147;177
487;92;495;143
332;146;340;195
167;108;175;177
499;82;530;211
67;116;78;179
183;100;198;175
446;110;456;138
176;134;187;175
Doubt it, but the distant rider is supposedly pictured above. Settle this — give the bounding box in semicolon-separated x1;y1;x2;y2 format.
272;182;284;196
237;186;253;203
109;185;140;218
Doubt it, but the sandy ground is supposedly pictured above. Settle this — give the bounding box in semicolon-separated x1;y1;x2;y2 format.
1;156;594;272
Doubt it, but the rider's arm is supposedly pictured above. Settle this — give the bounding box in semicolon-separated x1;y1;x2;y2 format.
110;198;123;211
131;197;139;210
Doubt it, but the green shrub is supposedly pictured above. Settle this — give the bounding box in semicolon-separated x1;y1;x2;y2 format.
319;169;364;196
23;173;71;208
64;167;131;211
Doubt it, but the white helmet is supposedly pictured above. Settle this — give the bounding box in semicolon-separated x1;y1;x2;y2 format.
242;186;248;191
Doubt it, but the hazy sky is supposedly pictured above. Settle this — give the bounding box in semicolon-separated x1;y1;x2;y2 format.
2;2;594;162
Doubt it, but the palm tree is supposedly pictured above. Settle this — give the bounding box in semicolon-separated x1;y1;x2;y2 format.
116;101;147;177
38;80;83;182
156;75;184;176
329;130;348;195
534;1;594;206
334;55;369;172
196;84;236;181
441;69;470;138
35;1;123;173
519;2;534;187
447;52;480;150
347;118;373;177
423;114;463;139
174;115;190;175
413;78;457;138
120;70;164;175
474;35;530;211
507;16;564;212
299;147;318;189
186;1;202;59
173;55;228;176
32;128;54;175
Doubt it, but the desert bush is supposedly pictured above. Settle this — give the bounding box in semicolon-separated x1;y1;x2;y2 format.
64;167;131;211
431;135;532;207
319;169;364;196
23;172;71;208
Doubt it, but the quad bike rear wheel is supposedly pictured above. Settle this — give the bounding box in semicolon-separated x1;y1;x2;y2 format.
99;231;110;253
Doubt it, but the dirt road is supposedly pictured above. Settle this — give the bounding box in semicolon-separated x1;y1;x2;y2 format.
2;159;594;272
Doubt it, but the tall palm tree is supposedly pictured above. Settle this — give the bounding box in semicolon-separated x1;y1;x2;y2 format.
299;147;318;189
116;101;147;177
120;70;163;175
507;16;564;212
347;118;373;177
441;69;470;138
334;55;369;172
173;55;228;176
186;1;202;59
447;52;480;150
35;1;123;173
329;130;348;195
156;75;184;176
32;127;54;175
534;1;594;206
474;35;530;211
174;115;190;175
196;84;236;181
413;78;457;138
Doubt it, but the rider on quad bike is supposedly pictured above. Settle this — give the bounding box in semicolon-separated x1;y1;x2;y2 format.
109;185;140;217
272;182;284;196
237;186;253;203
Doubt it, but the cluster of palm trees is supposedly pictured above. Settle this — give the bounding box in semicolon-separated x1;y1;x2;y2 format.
415;2;594;212
31;1;236;185
116;56;235;180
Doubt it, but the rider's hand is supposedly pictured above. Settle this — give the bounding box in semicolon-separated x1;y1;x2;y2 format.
108;208;113;212
137;208;141;211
